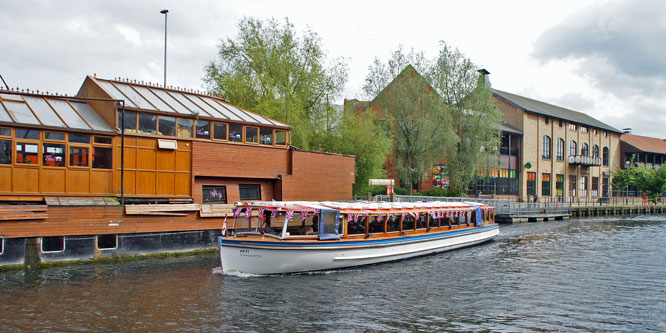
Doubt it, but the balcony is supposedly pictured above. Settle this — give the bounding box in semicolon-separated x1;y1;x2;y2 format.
568;155;601;167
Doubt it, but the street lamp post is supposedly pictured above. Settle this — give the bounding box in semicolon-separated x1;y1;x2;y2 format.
160;9;168;87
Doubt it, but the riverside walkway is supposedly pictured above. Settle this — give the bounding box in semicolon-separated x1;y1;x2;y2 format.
373;195;666;223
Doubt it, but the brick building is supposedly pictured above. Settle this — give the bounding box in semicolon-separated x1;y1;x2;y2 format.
492;88;622;202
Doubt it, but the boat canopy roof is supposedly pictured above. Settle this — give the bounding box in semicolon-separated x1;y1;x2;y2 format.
235;201;488;214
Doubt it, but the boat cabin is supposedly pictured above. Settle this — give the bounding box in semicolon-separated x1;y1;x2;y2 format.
229;201;496;241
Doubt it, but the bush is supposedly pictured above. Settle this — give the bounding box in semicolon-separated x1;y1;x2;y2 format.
394;187;409;195
416;187;462;197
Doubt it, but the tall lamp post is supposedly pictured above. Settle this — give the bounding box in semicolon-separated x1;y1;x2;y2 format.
160;9;168;87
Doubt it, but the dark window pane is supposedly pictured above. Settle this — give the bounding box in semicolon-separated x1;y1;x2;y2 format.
42;236;64;252
16;142;38;164
177;118;193;138
196;120;211;139
245;127;258;143
70;146;89;167
97;234;117;250
229;124;243;142
158;116;176;136
275;130;287;145
260;128;273;145
15;128;39;140
202;185;227;203
138;112;157;135
0;128;9;136
43;143;65;167
92;147;112;169
45;132;65;141
239;184;261;200
213;123;227;140
69;133;90;144
94;136;112;144
0;140;11;164
119;111;137;133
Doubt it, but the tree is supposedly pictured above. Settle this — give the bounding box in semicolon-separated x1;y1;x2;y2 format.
312;108;392;195
204;17;348;149
371;65;456;193
431;43;502;192
613;163;666;204
362;43;501;193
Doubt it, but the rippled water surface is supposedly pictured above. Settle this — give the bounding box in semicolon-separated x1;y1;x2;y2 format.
2;216;666;331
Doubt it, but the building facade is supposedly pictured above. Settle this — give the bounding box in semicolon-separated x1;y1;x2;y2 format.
492;89;622;202
0;76;355;266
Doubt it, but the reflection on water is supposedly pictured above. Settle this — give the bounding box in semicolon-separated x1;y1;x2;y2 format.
2;216;666;331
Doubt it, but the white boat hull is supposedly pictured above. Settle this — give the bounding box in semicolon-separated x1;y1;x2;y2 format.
220;225;499;275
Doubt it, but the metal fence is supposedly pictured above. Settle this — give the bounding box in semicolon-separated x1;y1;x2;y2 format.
371;195;571;215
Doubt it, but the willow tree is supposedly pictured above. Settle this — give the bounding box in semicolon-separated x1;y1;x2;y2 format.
372;65;456;193
431;42;502;193
363;42;501;194
204;17;347;149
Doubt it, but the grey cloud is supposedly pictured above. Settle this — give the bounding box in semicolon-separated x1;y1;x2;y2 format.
533;0;666;80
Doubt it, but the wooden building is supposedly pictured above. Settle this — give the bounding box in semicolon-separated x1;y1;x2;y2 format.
0;76;355;266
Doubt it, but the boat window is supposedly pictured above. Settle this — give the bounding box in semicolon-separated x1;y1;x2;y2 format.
262;215;284;236
319;210;340;240
347;215;367;235
416;214;427;229
387;215;400;232
284;213;316;236
402;215;415;231
429;216;440;229
368;216;384;234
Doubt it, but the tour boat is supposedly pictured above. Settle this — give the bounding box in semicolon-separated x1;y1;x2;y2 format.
219;200;498;275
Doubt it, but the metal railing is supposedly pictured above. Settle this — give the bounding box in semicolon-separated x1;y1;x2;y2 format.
372;195;571;215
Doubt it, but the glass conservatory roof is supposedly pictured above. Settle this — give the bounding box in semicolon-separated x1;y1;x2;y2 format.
0;92;114;132
94;78;289;129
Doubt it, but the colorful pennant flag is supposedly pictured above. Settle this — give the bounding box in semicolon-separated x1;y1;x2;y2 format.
286;210;294;221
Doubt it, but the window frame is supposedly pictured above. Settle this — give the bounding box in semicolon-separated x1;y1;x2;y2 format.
569;140;577;156
202;185;228;203
41;236;65;253
212;122;228;141
556;138;565;161
603;147;609;166
239;184;261;201
542;135;552;159
244;126;259;144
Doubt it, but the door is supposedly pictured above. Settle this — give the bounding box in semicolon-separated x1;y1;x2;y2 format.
318;209;340;240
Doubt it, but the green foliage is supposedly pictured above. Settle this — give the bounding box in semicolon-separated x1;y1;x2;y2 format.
362;42;501;193
204;17;391;196
204;17;348;149
314;109;392;195
372;65;456;193
394;186;409;195
612;163;666;204
415;187;462;197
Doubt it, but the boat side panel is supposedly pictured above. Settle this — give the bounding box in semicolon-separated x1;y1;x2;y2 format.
221;226;499;274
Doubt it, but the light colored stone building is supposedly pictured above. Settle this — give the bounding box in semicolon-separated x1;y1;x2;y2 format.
492;89;622;202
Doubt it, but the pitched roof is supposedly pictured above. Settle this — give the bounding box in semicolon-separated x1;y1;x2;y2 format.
0;91;114;133
492;89;621;134
621;133;666;154
498;122;522;135
91;77;289;129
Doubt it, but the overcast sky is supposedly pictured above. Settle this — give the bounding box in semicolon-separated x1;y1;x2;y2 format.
1;0;664;137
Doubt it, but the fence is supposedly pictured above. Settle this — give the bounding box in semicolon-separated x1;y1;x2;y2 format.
371;195;571;216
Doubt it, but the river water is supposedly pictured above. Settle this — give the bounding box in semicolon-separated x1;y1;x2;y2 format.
1;216;665;331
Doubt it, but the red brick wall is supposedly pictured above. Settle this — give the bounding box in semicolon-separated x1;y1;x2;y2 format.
192;176;274;203
192;141;290;178
281;150;355;201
